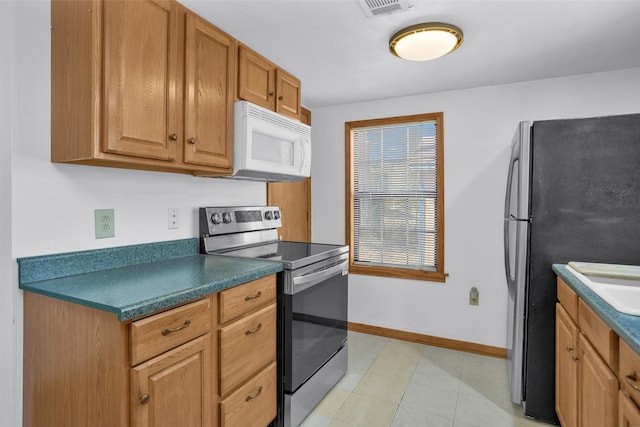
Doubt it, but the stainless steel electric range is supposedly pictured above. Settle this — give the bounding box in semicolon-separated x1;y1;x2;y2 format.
200;206;349;427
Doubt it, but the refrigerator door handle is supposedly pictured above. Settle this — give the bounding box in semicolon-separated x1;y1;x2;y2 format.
504;141;520;295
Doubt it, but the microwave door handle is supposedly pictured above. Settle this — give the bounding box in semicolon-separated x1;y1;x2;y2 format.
297;139;306;174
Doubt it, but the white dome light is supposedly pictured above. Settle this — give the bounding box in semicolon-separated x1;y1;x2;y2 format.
389;23;463;61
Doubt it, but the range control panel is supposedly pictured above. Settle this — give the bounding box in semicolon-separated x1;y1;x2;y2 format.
199;206;282;236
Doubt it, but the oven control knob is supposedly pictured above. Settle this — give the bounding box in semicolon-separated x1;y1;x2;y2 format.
273;210;280;220
264;211;273;220
222;212;232;224
211;212;222;225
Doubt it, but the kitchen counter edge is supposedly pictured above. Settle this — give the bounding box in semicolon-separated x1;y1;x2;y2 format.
553;263;640;354
17;239;283;322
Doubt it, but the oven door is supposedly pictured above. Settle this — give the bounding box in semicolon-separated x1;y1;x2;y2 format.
283;256;348;393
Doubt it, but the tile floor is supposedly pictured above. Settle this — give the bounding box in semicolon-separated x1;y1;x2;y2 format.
299;331;557;427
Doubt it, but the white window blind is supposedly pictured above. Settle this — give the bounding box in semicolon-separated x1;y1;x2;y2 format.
352;120;438;270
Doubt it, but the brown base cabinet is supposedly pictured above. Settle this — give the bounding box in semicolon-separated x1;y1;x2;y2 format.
556;277;623;427
23;275;277;427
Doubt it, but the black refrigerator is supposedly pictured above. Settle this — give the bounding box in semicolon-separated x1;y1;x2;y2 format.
503;114;640;424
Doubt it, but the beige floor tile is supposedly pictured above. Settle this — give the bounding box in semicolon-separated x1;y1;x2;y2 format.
348;331;389;353
353;369;410;404
399;380;458;420
313;387;351;418
333;392;398;427
391;405;454;427
328;419;356;427
334;370;365;392
454;389;516;427
299;412;332;427
348;348;378;373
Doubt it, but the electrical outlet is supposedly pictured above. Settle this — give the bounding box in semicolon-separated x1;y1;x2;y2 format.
95;209;115;239
168;208;179;229
469;287;479;306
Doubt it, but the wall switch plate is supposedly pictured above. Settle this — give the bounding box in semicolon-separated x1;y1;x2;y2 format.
95;208;115;239
168;208;179;229
469;286;479;306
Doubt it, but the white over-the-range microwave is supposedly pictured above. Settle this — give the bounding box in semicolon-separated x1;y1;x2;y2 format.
228;100;311;182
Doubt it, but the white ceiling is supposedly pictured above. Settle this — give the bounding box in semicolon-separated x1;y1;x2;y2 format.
180;0;640;109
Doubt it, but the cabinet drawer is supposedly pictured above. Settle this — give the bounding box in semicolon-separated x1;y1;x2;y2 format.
578;298;618;369
220;361;277;427
219;275;276;324
557;277;578;321
131;298;211;366
620;340;640;407
219;304;276;396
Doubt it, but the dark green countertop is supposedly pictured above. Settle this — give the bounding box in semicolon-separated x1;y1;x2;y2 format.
553;264;640;354
18;239;282;321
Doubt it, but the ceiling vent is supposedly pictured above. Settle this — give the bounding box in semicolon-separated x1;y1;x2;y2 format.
357;0;412;18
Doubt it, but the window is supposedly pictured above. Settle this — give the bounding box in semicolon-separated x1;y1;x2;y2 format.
345;112;446;282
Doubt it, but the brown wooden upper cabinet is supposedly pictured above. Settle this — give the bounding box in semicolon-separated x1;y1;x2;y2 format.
237;45;302;121
51;0;235;175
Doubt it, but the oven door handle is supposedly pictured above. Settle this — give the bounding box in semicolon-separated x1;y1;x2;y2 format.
291;259;348;294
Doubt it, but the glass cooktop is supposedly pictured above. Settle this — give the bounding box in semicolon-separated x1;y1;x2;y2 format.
215;240;348;270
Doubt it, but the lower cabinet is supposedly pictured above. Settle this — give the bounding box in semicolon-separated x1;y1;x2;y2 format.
619;391;640;426
578;334;618;427
556;303;578;427
555;277;619;427
217;275;277;427
131;334;213;427
23;275;277;427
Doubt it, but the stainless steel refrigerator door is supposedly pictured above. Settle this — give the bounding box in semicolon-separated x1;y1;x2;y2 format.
503;121;531;404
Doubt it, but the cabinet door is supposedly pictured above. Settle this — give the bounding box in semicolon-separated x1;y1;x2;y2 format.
131;334;212;427
183;13;234;169
579;333;618;427
238;46;276;110
102;0;179;161
619;391;640;427
556;303;579;427
275;68;301;120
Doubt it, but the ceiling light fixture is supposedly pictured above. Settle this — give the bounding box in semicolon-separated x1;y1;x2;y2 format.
389;22;463;61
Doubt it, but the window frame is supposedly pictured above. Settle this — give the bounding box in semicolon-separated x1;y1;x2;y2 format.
345;112;446;282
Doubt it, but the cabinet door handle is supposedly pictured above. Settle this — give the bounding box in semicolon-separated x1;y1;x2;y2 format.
140;394;151;405
244;291;262;301
245;323;262;335
566;346;573;352
278;95;284;101
245;386;263;402
161;319;191;336
188;137;196;145
268;91;275;97
626;372;640;391
572;355;579;362
168;134;178;141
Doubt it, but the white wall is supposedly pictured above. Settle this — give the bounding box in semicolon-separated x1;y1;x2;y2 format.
1;2;17;426
5;1;267;425
311;67;640;349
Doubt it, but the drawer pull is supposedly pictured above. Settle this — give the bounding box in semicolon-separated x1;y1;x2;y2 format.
140;394;151;405
161;319;191;336
245;323;262;335
245;386;263;402
244;291;262;301
626;372;640;391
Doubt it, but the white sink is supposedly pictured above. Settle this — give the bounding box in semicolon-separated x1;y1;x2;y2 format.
566;265;640;316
